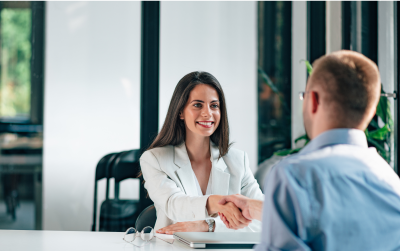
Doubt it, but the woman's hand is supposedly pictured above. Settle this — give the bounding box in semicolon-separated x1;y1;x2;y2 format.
156;220;208;235
218;212;243;230
218;212;230;228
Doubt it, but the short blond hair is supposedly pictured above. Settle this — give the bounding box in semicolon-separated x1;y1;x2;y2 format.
310;50;381;125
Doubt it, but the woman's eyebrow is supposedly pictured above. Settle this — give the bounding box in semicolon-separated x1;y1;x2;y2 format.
190;99;204;103
190;99;219;103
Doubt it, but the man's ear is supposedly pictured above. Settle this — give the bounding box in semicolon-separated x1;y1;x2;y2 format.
310;91;319;114
370;106;377;116
366;106;377;124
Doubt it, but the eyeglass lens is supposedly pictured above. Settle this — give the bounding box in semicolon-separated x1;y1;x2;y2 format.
123;226;154;244
141;226;154;241
124;227;137;242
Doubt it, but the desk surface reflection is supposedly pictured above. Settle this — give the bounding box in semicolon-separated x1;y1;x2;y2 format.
0;230;253;251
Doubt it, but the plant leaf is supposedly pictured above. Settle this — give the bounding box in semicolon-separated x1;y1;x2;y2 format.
258;66;290;114
273;149;293;156
376;85;394;129
367;124;390;141
289;148;303;154
367;137;389;162
294;134;309;144
305;60;313;75
258;67;280;94
300;60;313;75
386;99;394;130
376;96;388;124
368;119;380;129
274;147;303;156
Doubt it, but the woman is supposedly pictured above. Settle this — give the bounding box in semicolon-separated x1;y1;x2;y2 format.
140;71;264;233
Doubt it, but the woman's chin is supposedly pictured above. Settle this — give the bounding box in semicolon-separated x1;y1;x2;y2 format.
186;125;216;138
194;130;215;137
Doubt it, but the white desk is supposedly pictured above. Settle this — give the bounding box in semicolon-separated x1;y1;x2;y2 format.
0;230;252;251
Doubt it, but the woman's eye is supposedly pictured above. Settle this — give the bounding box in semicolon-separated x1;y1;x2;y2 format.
194;103;202;108
211;104;219;109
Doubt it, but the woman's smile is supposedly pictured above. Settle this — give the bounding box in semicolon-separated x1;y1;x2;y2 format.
197;121;214;128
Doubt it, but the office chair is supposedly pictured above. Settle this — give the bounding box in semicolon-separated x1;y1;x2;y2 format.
135;204;156;232
99;149;142;232
113;149;141;199
91;152;119;231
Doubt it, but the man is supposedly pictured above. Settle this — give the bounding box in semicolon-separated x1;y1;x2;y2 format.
219;50;400;250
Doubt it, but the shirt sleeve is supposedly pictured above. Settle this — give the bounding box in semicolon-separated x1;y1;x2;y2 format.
254;163;311;251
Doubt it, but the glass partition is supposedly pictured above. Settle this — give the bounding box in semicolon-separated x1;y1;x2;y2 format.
258;1;292;164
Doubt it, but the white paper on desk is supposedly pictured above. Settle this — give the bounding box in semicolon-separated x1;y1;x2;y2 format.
155;233;174;239
155;233;174;244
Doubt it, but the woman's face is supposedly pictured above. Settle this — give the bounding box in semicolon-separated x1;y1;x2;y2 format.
180;84;221;138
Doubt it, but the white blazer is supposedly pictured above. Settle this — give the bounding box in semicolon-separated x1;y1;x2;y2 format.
139;142;264;232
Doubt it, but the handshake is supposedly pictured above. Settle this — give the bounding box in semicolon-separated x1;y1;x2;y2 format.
156;194;264;234
206;194;263;230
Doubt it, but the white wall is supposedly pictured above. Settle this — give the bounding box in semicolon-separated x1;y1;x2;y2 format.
159;2;258;171
291;2;307;147
43;2;141;231
326;1;342;54
378;2;395;168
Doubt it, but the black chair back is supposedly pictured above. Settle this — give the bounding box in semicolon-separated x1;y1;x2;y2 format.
91;152;119;231
135;204;156;232
113;149;141;199
98;149;142;232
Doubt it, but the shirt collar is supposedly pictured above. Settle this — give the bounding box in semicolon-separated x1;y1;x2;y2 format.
299;128;368;155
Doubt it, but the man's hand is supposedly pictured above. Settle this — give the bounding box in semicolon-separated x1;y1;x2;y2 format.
217;202;251;229
219;194;253;219
156;220;208;235
218;194;263;229
207;195;251;230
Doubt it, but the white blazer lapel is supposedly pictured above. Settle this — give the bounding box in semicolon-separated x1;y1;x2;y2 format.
174;143;198;196
210;143;230;195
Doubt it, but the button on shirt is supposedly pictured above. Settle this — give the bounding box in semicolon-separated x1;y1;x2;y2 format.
255;129;400;251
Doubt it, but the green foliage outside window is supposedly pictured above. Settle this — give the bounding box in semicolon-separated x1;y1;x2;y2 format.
0;8;31;119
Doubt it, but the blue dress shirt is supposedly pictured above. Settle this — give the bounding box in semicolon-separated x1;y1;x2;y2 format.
255;129;400;251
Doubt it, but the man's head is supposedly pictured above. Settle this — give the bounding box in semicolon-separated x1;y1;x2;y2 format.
303;50;381;139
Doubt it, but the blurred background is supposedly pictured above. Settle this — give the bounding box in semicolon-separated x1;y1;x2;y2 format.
0;1;398;232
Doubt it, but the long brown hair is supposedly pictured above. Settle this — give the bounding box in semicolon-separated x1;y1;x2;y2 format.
148;71;231;158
